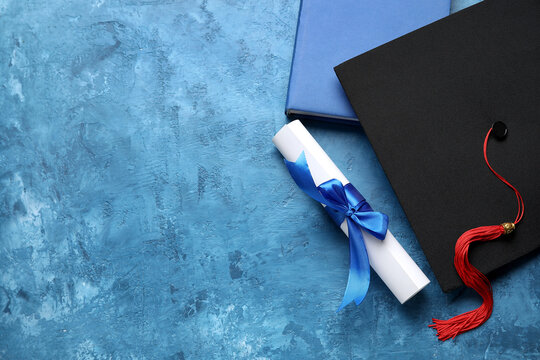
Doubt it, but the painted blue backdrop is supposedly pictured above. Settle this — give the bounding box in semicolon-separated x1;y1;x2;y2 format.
1;0;539;359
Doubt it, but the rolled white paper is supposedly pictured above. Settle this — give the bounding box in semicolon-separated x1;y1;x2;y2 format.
273;120;430;304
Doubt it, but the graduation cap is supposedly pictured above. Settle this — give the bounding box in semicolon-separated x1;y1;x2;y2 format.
334;0;539;339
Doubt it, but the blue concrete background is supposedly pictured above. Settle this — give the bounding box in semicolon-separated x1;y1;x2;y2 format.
1;0;539;359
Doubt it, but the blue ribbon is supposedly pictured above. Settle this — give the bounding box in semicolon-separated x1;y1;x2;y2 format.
285;152;389;310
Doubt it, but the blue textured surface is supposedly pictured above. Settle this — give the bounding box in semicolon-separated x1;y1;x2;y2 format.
1;0;539;359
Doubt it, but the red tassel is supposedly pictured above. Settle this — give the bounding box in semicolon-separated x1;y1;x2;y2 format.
430;125;524;341
429;224;506;341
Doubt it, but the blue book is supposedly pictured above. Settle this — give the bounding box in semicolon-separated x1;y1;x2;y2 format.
286;0;451;123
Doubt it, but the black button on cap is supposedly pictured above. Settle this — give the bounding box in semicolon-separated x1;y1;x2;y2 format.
492;121;508;140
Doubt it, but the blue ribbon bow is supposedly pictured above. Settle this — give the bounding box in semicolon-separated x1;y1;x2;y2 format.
285;152;389;310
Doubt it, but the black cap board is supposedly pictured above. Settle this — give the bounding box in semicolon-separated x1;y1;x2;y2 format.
334;0;540;292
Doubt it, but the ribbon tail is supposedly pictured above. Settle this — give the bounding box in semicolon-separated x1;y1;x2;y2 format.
284;152;327;204
337;219;370;311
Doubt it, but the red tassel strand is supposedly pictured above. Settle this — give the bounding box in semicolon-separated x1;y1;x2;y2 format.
430;126;524;341
429;225;504;341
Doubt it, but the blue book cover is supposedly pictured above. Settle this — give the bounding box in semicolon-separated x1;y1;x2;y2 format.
286;0;451;123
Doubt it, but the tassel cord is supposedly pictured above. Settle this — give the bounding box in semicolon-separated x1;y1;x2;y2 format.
483;128;524;224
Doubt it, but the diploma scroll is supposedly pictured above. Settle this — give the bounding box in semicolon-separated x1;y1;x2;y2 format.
273;120;430;304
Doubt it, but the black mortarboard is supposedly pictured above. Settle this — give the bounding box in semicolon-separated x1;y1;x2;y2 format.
334;0;540;292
